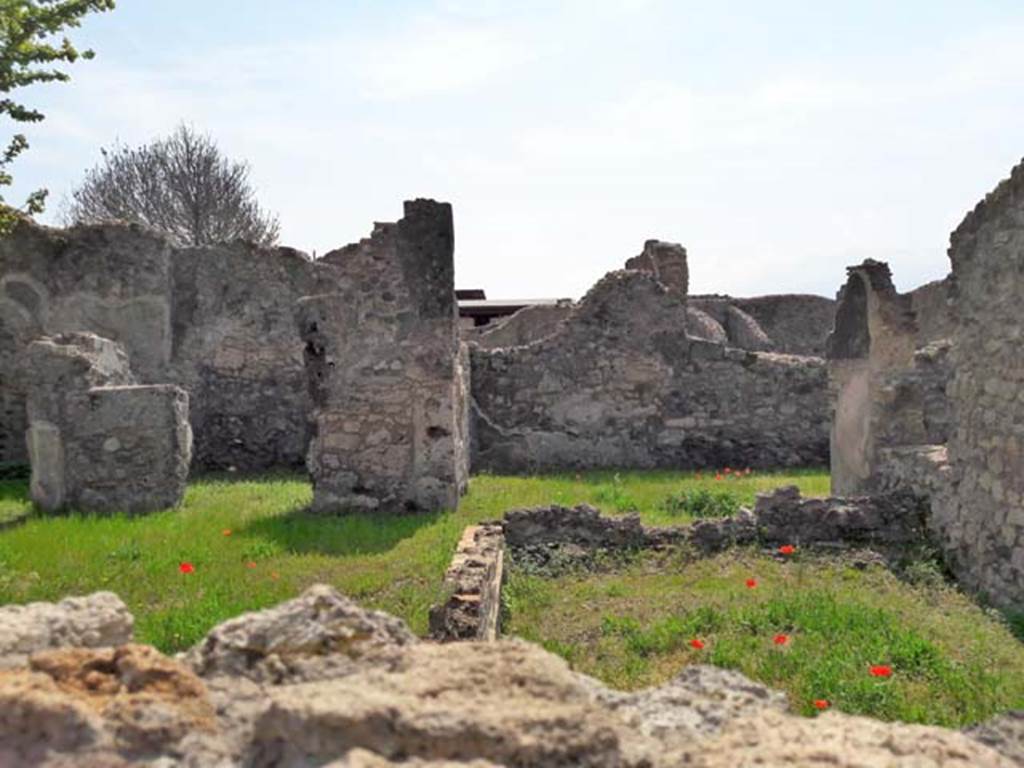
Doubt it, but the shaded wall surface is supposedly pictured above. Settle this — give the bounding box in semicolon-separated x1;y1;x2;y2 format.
941;159;1024;606
471;270;829;472
0;221;333;472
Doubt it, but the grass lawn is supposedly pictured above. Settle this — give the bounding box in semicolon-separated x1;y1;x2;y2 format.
1;466;1022;726
0;468;824;652
505;549;1024;727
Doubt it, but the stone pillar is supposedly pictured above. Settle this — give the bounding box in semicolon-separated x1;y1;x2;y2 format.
826;261;918;495
297;200;468;514
624;239;689;296
23;333;191;513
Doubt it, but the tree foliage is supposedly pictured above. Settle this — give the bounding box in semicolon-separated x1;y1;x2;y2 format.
64;124;281;247
0;0;115;233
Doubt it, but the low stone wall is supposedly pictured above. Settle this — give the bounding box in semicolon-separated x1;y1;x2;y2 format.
502;487;928;572
465;303;573;349
429;524;505;641
472;270;829;472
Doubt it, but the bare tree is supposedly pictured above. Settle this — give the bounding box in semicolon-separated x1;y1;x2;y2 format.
63;124;280;246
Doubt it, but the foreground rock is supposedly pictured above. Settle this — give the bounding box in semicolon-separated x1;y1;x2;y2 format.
0;644;223;766
0;587;1018;766
0;592;133;668
184;583;417;684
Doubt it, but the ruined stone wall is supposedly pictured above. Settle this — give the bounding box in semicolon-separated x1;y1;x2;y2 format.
686;294;835;356
471;270;829;472
939;158;1024;607
0;223;176;466
169;243;324;470
465;303;572;349
732;294;838;356
826;261;954;496
298;200;468;513
0;222;329;472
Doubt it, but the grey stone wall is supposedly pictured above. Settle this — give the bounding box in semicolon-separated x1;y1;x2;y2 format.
827;261;954;496
471;269;829;472
0;221;325;472
298;200;468;513
169;242;324;471
687;294;835;356
23;333;191;513
465;302;573;349
940;158;1024;607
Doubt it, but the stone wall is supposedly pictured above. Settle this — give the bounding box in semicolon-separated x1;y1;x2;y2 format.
826;261;954;495
298;200;469;513
0;221;327;473
939;158;1024;607
471;268;829;472
465;302;572;349
685;294;836;355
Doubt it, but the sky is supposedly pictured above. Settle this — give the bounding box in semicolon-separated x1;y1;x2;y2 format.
8;0;1024;299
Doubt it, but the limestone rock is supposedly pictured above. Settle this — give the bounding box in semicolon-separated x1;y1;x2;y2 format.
248;638;664;767
0;644;220;767
965;710;1024;766
0;592;133;667
688;709;1014;767
185;584;418;684
581;664;789;744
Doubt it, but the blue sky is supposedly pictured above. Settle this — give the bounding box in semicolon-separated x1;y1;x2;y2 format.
8;0;1024;299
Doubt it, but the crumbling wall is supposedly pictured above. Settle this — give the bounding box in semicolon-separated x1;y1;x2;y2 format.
826;261;953;495
298;200;468;513
939;158;1024;607
0;221;328;473
0;223;175;466
686;294;835;355
732;294;838;356
471;269;829;472
466;302;573;349
23;333;191;513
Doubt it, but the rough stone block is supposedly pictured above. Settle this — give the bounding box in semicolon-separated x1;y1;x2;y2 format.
23;334;191;514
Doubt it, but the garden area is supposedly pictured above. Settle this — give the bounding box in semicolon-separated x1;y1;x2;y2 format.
1;467;1022;728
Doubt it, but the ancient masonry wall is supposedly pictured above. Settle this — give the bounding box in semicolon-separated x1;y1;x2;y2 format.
471;267;829;472
0;221;326;472
940;159;1024;606
298;200;469;513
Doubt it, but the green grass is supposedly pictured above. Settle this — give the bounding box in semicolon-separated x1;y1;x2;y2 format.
0;469;822;652
504;549;1024;727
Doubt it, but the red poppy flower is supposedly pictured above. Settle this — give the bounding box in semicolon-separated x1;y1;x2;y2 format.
813;699;830;710
773;633;789;646
178;562;195;574
869;665;893;678
689;638;705;650
221;529;232;537
714;473;723;481
778;544;796;556
245;561;257;569
745;578;757;588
